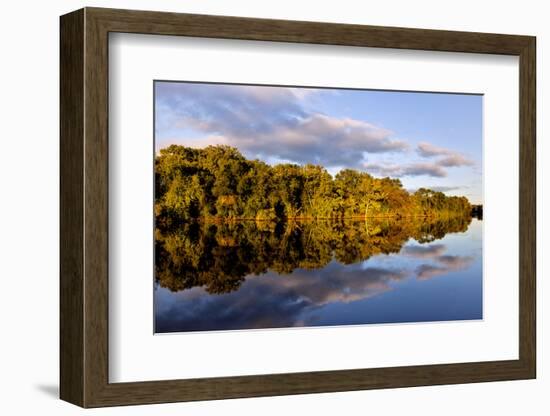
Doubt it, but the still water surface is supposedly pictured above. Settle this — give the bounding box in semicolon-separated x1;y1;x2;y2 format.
155;217;482;333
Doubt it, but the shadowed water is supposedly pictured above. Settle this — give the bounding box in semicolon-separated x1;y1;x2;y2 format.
154;216;482;333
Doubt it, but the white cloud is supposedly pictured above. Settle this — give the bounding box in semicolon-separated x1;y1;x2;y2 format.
156;82;408;169
364;161;447;178
417;141;474;167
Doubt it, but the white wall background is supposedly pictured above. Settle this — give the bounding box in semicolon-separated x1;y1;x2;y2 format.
0;0;545;414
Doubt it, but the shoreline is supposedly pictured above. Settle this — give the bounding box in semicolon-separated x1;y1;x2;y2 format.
182;213;474;224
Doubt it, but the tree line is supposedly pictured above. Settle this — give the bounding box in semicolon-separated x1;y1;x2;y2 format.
155;145;472;224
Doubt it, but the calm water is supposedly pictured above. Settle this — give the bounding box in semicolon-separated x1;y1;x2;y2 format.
154;217;482;333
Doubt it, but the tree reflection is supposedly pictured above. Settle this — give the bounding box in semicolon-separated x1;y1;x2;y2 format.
155;216;472;294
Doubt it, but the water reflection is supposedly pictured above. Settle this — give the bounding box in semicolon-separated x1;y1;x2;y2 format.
155;216;482;333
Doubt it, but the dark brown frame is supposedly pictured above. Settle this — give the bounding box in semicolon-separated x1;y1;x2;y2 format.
60;7;536;408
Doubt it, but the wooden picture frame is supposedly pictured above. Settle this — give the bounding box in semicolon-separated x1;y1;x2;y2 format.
60;7;536;408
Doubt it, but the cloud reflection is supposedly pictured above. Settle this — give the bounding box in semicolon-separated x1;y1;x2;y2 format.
415;255;474;280
155;263;408;332
155;218;478;333
401;243;446;259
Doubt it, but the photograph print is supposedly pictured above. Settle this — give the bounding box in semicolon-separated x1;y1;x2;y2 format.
154;81;483;334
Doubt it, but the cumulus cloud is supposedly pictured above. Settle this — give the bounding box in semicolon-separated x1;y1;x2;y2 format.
155;82;408;169
438;155;475;167
417;141;474;167
364;162;447;178
362;140;475;178
417;142;452;157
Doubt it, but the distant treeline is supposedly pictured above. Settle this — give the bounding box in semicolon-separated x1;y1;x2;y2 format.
155;145;472;224
471;204;483;219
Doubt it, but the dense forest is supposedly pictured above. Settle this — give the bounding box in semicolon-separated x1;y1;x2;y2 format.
155;144;472;224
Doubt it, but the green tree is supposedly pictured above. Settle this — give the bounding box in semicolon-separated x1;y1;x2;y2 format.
154;145;473;223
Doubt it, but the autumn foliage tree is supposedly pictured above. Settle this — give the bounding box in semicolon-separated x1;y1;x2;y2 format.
155;145;472;223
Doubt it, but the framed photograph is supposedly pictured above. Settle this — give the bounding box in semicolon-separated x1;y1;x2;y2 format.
60;7;536;408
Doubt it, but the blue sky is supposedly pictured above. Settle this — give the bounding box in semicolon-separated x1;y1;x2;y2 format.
155;81;482;204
